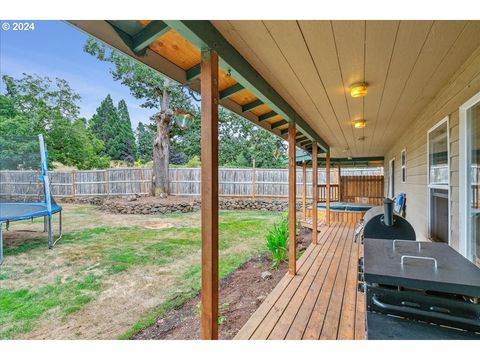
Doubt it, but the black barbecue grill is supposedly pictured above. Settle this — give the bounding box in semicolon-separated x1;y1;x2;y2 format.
359;238;480;339
362;198;416;241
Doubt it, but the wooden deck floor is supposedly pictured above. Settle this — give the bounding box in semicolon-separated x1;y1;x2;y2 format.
235;222;366;340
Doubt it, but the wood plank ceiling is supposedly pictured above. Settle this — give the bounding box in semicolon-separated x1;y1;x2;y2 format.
135;20;296;142
210;20;480;157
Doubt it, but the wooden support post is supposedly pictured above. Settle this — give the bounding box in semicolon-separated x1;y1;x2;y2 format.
326;152;331;226
252;159;256;200
288;121;297;275
312;144;318;243
302;161;306;221
338;161;342;202
200;48;219;340
71;170;76;198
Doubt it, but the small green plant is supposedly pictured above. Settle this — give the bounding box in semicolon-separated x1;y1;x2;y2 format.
266;213;289;269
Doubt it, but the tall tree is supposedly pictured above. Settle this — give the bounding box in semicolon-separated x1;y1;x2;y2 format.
117;99;137;162
1;76;110;170
89;95;136;163
136;122;155;162
84;38;194;197
90;95;119;157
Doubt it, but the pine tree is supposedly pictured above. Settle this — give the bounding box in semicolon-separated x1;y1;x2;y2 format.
136;122;155;162
90;94;118;156
90;95;136;163
117;99;137;162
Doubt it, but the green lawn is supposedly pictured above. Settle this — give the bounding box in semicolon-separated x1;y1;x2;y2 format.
0;204;281;339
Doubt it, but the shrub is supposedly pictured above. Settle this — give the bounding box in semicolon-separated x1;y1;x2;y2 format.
184;155;201;168
266;214;289;269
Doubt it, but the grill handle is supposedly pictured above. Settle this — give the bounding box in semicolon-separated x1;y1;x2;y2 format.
371;296;480;329
393;239;421;251
400;255;437;269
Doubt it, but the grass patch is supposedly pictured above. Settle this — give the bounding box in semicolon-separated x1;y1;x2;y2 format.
1;207;280;339
0;274;102;339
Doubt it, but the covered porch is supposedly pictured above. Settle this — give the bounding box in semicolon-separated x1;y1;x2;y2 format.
67;19;480;340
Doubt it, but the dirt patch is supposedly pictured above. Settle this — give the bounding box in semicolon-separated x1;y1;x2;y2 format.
133;254;288;340
133;226;311;340
143;222;175;230
297;226;313;251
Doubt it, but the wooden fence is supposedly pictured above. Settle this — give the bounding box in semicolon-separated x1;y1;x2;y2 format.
340;175;384;205
0;167;383;199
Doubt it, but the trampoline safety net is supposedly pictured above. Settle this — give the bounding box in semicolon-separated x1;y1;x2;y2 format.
0;135;47;203
0;135;62;265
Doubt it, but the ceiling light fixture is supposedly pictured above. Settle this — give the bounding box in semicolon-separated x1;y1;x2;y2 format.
350;83;368;98
353;119;367;129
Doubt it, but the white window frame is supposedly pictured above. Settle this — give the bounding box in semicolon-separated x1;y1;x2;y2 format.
459;91;480;260
388;158;395;199
401;148;407;183
426;116;450;245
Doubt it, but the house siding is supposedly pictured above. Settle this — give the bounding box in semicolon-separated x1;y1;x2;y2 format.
384;45;480;252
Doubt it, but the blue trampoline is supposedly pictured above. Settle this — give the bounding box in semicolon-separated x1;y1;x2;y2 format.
0;135;62;265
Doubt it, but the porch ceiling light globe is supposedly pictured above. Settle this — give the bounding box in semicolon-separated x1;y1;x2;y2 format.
353;119;367;129
174;110;195;130
350;83;368;98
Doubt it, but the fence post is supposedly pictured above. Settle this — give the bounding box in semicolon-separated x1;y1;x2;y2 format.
252;159;256;200
105;169;110;196
176;169;179;195
71;170;76;198
140;168;145;194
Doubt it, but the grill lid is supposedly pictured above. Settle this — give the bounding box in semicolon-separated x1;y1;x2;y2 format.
363;239;480;297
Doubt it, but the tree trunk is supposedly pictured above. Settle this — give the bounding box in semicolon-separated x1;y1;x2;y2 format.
152;89;172;197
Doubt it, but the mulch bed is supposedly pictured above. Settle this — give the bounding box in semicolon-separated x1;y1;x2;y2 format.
133;226;312;340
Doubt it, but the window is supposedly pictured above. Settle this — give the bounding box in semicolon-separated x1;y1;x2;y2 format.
427;118;450;244
460;92;480;265
428;122;449;186
401;149;407;183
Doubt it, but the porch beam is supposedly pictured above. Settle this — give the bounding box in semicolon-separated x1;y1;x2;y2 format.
242;99;263;112
200;48;219;340
132;21;170;53
288;121;297;275
271;120;287;129
164;20;329;153
326;152;331;227
258;111;277;122
187;63;201;81
219;83;244;100
312;144;318;244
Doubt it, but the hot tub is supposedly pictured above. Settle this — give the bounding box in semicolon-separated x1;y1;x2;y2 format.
317;202;373;212
306;202;373;224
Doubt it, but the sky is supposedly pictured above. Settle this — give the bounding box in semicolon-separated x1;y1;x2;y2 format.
0;20;153;130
